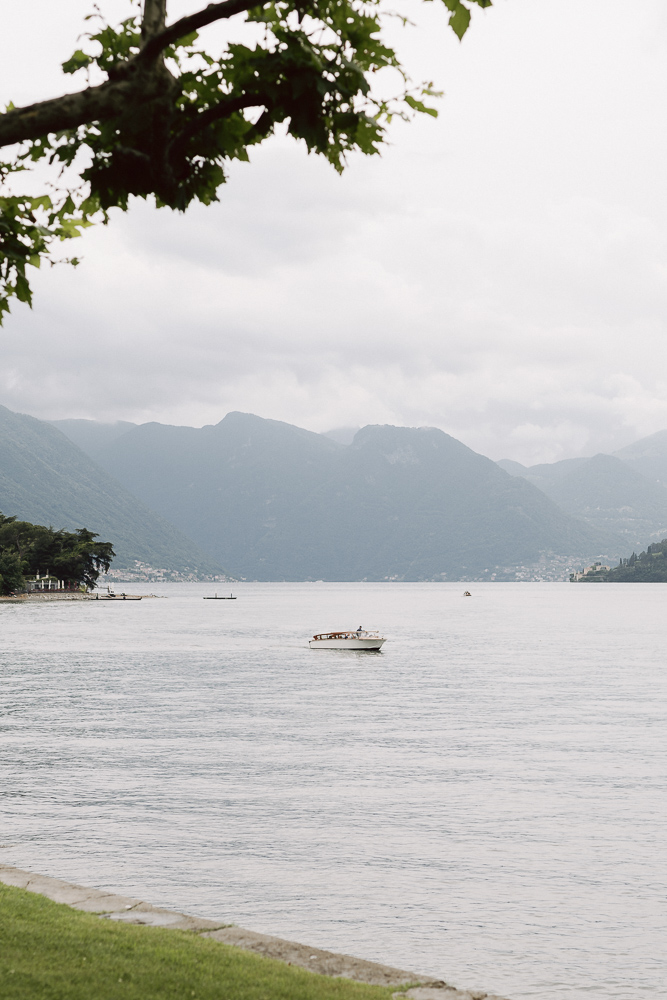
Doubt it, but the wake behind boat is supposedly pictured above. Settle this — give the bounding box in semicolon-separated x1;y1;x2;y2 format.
309;627;385;651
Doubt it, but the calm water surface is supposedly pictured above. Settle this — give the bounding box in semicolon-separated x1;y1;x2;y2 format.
1;582;665;999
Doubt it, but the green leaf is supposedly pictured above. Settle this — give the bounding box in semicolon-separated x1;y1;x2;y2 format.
62;50;93;75
14;274;32;304
79;195;101;216
405;95;439;117
449;4;471;39
29;195;52;211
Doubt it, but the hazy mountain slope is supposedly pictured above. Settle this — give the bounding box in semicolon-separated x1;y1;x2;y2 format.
312;425;615;580
93;413;345;577
499;429;667;489
497;456;589;489
613;429;667;483
92;412;615;580
50;418;138;457
513;454;667;548
0;406;219;574
322;427;360;446
496;459;529;476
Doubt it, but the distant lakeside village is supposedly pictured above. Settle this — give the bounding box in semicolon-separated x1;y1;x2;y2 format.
103;562;230;585
103;549;667;584
5;549;667;597
101;554;583;584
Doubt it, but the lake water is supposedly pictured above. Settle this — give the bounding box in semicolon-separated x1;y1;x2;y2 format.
1;582;665;999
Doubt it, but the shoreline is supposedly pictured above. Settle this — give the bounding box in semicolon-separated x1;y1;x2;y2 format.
0;591;148;602
0;864;508;1000
0;592;94;603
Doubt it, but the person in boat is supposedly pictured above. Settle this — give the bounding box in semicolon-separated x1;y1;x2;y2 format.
357;626;363;633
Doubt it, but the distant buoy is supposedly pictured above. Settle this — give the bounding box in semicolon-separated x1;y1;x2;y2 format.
463;591;472;597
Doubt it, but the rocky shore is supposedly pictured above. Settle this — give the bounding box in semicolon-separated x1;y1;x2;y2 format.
0;864;510;1000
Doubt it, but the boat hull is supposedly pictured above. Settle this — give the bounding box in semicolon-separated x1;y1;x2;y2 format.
309;637;385;650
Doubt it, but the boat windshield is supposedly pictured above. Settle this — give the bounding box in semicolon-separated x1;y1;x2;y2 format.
312;630;380;640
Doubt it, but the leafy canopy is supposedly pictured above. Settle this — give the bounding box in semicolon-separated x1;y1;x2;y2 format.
0;0;491;323
0;512;115;594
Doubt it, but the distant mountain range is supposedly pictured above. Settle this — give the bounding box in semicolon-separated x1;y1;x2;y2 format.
2;403;665;581
51;418;138;455
612;430;667;484
50;411;616;581
0;406;219;576
497;448;667;549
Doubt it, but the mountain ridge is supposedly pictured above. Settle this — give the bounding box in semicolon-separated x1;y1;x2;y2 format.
499;448;667;549
80;412;617;581
0;406;221;576
612;429;667;483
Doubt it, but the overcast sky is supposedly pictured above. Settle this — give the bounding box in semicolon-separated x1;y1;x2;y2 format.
2;0;667;464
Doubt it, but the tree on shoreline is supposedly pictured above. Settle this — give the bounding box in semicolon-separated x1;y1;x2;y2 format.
0;0;491;322
0;514;115;594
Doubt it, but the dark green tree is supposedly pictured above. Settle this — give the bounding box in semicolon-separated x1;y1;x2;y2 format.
52;528;116;591
0;513;115;594
0;550;26;595
0;0;491;322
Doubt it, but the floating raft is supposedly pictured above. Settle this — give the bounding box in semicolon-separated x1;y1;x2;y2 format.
97;593;142;600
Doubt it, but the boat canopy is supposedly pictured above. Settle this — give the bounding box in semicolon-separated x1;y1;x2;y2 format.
312;630;381;641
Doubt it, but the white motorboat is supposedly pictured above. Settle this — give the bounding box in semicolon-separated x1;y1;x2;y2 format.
309;628;385;650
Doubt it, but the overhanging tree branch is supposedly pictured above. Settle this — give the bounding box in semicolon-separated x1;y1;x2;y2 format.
170;93;269;157
0;0;259;150
0;79;136;149
138;0;262;63
142;0;168;39
0;0;492;323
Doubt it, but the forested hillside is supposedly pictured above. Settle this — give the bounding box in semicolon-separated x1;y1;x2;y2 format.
499;453;667;549
0;406;219;575
573;540;667;582
83;412;616;580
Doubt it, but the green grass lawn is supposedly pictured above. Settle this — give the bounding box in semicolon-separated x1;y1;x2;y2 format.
0;884;401;1000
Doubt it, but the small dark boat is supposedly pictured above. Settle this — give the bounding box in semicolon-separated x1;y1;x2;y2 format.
99;592;142;600
97;586;142;600
204;593;236;599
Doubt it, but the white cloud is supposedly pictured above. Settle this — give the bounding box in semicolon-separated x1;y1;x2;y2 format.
1;0;667;464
